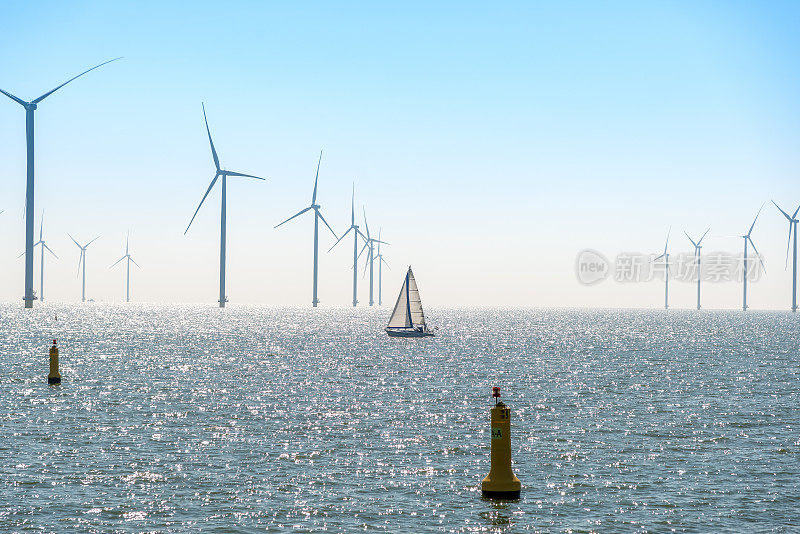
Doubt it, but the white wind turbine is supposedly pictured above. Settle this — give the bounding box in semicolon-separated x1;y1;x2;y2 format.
773;200;800;312
18;213;58;302
68;234;99;302
358;207;388;306
684;228;709;310
740;205;765;311
110;232;140;302
0;58;122;308
185;103;266;308
274;150;337;307
329;184;368;307
653;227;670;309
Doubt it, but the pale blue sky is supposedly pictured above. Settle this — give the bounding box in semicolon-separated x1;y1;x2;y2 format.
1;1;799;308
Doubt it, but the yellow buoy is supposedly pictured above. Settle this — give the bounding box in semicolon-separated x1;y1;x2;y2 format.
48;339;61;385
481;387;520;499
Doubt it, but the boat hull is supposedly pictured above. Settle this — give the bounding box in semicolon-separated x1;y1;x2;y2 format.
386;328;434;338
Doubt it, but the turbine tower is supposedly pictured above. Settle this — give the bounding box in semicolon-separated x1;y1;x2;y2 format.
110;232;140;302
358;208;388;306
773;200;800;312
741;205;765;311
274;150;337;307
185;103;266;308
0;57;122;308
329;184;367;307
684;229;709;310
653;227;670;309
375;229;389;305
69;234;99;303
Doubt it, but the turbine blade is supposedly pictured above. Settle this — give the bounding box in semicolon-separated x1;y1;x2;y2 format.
748;236;765;273
350;183;355;225
683;230;697;248
793;203;800;220
274;206;312;229
356;228;369;243
77;250;84;276
786;223;792;270
126;230;129;255
109;256;126;268
773;200;792;221
747;203;765;236
68;233;81;248
225;170;265;180
362;206;370;239
357;240;369;260
43;243;58;259
17;251;25;259
202;103;221;171
185;174;219;234
316;209;337;239
653;253;665;261
0;87;27;107
130;257;141;268
381;256;390;269
86;236;100;247
373;239;389;245
312;149;322;204
32;57;123;104
697;228;710;246
39;212;44;241
664;226;671;254
328;226;352;252
362;252;370;278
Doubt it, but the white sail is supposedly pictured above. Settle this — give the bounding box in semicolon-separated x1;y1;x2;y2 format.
387;273;411;328
407;268;426;327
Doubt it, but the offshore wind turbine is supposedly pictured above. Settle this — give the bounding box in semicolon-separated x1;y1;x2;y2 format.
0;57;122;308
110;232;140;302
329;184;367;307
375;229;389;305
684;229;710;310
741;205;765;311
18;213;58;302
653;227;670;309
773;200;800;312
274;151;337;307
358;208;388;306
185;103;266;308
68;234;99;303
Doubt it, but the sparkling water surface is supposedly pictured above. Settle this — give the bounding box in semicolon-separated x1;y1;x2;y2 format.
1;305;799;532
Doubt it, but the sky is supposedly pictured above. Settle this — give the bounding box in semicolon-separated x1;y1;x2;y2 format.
1;1;800;309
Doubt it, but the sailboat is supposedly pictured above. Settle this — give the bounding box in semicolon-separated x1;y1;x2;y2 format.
386;266;434;337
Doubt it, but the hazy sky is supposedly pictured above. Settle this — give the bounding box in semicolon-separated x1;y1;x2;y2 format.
1;1;800;309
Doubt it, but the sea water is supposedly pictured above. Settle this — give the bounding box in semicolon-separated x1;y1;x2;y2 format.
1;305;798;532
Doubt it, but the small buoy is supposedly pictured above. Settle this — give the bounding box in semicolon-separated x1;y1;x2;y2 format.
48;339;61;385
481;386;520;499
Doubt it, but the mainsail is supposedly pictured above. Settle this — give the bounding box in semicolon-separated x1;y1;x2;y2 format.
387;267;426;329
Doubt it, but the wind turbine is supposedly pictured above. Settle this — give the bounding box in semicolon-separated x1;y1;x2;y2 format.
358;208;388;306
684;228;709;310
68;234;99;303
0;57;122;308
653;227;670;309
773;200;800;312
329;184;367;306
110;232;140;302
741;205;765;311
375;229;389;305
18;213;58;302
274;150;337;307
184;103;266;308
